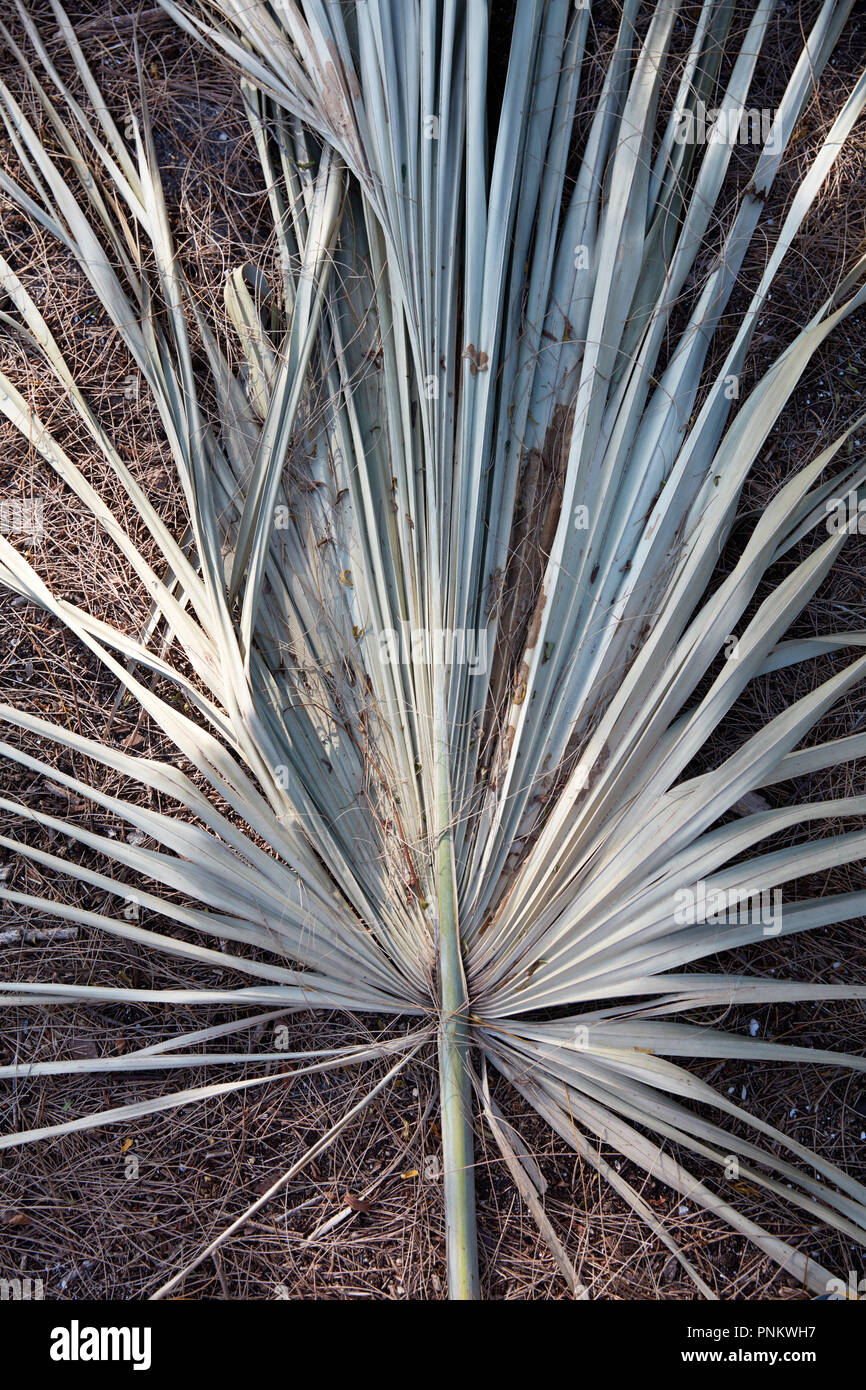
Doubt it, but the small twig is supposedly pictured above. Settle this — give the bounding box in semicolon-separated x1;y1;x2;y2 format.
72;8;168;35
0;927;79;947
212;1251;230;1299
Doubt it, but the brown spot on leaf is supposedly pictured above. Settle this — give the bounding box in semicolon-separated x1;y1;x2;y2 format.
463;344;489;375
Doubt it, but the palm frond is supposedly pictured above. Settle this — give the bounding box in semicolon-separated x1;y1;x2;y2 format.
1;0;866;1297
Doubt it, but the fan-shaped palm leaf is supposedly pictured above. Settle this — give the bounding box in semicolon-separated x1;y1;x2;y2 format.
2;0;866;1298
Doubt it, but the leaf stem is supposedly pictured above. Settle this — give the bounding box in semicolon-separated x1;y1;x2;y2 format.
436;712;480;1300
